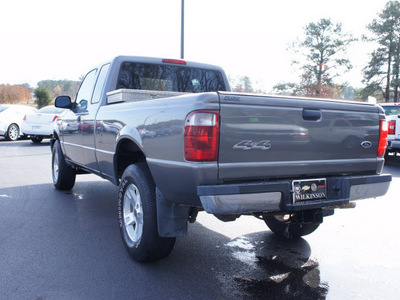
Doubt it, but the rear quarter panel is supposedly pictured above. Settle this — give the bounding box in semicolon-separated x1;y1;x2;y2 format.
95;92;220;205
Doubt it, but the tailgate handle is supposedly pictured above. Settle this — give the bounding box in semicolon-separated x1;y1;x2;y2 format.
303;109;321;121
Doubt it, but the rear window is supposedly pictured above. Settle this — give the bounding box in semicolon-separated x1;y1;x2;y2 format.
382;105;400;115
117;62;227;93
0;105;9;113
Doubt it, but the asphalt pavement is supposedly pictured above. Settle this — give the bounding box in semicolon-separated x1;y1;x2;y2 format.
0;138;399;299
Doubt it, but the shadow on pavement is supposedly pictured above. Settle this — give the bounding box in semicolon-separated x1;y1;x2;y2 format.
0;138;51;146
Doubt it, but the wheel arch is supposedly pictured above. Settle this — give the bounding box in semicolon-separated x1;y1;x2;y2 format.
114;137;147;182
50;131;60;150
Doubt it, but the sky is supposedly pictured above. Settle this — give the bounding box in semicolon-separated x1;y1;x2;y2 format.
0;0;392;91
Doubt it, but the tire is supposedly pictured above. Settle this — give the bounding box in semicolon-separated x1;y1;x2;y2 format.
5;123;19;141
263;214;320;238
118;163;176;262
52;139;76;190
31;136;44;144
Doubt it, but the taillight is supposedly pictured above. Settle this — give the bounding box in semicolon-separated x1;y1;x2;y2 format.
52;115;59;122
184;111;219;161
378;119;388;157
23;115;26;121
388;120;396;135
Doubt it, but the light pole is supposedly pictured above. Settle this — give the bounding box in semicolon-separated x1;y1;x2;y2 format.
181;0;184;59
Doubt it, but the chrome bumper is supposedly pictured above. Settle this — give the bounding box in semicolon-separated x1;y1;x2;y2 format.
198;174;392;214
387;139;400;151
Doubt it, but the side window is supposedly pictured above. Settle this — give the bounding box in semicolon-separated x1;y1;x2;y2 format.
91;63;110;104
75;69;98;109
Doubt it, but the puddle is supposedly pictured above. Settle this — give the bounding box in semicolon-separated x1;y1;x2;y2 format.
224;233;329;299
227;237;257;266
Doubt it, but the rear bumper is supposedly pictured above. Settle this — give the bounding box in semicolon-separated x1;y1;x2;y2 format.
197;174;392;214
387;139;400;151
21;124;53;136
0;123;8;135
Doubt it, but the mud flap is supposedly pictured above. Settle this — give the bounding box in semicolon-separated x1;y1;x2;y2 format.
156;187;189;237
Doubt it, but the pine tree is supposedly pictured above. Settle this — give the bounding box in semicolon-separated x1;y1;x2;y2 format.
34;86;52;108
291;18;356;98
363;1;400;102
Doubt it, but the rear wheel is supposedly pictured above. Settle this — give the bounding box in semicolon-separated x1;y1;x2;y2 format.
5;123;19;141
31;136;44;144
263;213;320;238
118;163;176;262
52;140;76;190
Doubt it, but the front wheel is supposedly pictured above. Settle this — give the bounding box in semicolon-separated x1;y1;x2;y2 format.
52;140;76;190
5;123;19;141
118;163;176;262
263;214;320;238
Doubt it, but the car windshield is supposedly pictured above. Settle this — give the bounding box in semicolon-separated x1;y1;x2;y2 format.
37;106;65;114
383;105;400;115
0;105;9;113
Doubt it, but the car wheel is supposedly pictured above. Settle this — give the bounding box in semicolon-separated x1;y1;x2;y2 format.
263;214;320;238
118;163;176;262
31;136;44;144
5;123;19;141
52;139;76;190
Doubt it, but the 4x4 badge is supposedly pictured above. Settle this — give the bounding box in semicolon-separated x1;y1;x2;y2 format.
233;140;271;150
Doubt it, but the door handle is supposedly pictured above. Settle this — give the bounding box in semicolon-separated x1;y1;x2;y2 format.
303;109;322;121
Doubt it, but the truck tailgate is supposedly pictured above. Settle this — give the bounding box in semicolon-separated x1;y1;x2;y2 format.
218;92;382;181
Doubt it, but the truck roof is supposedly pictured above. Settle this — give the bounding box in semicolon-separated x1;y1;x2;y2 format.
110;55;225;72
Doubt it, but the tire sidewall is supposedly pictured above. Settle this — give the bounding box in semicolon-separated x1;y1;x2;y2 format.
118;165;156;255
52;141;61;187
118;163;175;262
7;124;19;141
52;139;76;190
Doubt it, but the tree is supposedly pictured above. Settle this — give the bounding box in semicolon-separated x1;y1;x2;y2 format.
290;18;356;97
231;76;254;93
272;82;300;96
18;83;34;94
37;79;80;99
363;1;400;102
53;85;62;98
0;85;31;104
34;86;52;108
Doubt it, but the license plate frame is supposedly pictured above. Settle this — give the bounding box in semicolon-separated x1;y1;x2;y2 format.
292;178;327;203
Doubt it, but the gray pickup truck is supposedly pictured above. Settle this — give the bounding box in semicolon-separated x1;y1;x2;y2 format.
52;56;391;262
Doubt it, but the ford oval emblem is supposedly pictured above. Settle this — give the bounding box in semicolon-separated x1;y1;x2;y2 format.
361;141;372;149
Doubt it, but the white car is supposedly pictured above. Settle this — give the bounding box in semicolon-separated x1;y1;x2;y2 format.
21;105;67;143
0;104;37;141
380;103;400;157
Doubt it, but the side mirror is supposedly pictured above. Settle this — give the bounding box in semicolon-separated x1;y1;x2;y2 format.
55;96;72;109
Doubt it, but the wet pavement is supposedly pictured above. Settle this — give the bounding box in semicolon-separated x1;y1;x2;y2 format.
0;138;399;299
